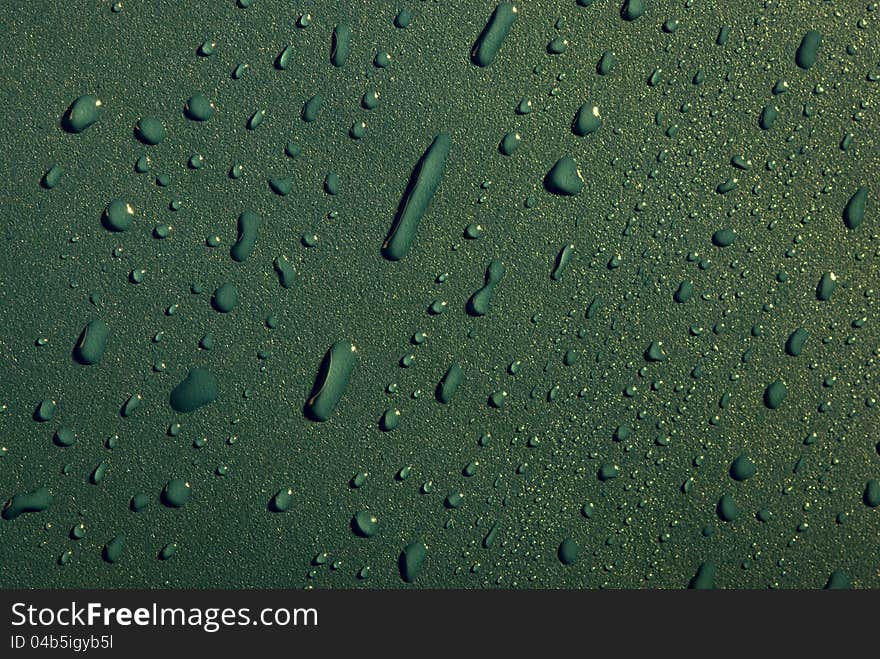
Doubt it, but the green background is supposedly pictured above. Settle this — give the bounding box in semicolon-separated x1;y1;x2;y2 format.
1;0;878;588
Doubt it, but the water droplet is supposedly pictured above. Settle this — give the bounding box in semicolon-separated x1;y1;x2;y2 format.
102;199;134;232
162;479;191;508
382;134;451;260
795;30;821;69
471;3;518;67
352;511;379;538
61;95;102;133
184;94;215;121
544;156;584;196
211;282;239;313
134;116;165;145
170;368;218;413
306;341;357;422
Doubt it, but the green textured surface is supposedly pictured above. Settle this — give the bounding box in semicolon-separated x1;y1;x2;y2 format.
1;0;879;589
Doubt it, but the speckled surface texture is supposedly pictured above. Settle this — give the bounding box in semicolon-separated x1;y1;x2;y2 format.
1;0;878;589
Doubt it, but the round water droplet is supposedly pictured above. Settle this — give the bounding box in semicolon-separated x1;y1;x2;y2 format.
162;479;191;508
102;199;134;232
135;116;166;145
730;455;756;481
558;538;579;565
352;511;379;537
211;282;238;313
